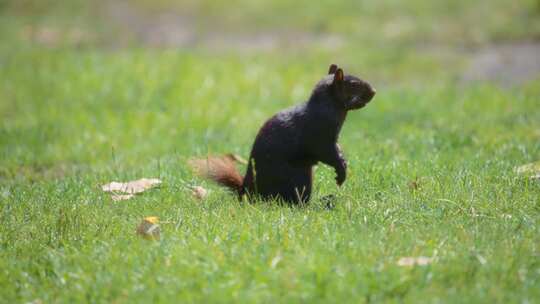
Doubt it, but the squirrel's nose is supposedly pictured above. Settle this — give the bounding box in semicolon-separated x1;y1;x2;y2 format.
366;87;376;100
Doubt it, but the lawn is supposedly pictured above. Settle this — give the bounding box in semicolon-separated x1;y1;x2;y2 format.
1;0;539;303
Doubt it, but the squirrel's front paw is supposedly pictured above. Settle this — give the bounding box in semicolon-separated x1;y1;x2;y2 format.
335;159;347;186
335;171;346;186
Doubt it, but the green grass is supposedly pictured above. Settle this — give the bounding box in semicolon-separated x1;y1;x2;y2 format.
1;0;540;303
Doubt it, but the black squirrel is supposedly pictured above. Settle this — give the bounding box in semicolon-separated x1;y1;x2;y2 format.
190;64;376;204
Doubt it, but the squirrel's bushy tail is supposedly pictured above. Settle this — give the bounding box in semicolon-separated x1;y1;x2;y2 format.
189;155;244;195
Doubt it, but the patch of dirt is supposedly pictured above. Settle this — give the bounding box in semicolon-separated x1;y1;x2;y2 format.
463;41;540;85
105;1;196;47
102;2;540;84
104;1;342;51
20;25;94;47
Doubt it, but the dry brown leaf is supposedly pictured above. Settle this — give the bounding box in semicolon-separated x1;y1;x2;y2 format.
516;161;540;181
102;178;162;194
397;256;433;267
408;176;422;192
515;161;540;174
136;216;160;240
191;186;208;200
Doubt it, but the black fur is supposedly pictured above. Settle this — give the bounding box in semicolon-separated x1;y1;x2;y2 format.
241;64;376;204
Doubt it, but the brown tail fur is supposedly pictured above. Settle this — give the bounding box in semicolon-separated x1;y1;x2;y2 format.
188;155;244;195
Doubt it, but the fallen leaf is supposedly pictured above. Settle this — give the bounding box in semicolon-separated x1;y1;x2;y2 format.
476;254;487;265
225;153;248;165
102;178;162;194
136;216;160;240
191;186;208;200
515;161;540;175
397;256;433;267
270;252;283;269
516;161;540;181
408;176;422;192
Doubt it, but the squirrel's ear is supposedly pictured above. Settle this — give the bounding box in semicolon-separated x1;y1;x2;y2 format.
333;68;344;84
328;64;338;74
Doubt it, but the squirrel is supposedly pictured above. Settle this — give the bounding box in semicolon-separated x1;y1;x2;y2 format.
190;64;376;204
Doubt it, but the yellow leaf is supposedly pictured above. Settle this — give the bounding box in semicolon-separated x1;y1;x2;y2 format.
136;216;160;240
